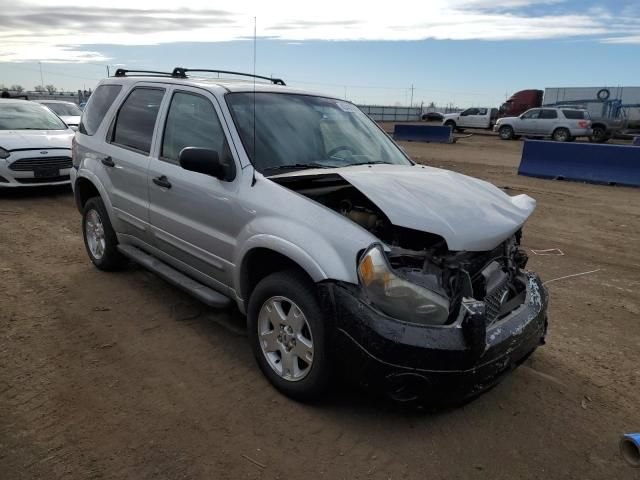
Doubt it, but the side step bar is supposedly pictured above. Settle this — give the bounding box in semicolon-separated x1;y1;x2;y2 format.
117;245;231;309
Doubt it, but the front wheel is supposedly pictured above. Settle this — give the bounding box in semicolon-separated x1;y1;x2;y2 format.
552;128;571;142
82;196;127;271
247;270;331;401
498;125;514;140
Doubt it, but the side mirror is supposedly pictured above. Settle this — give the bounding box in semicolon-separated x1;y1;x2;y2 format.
179;147;226;180
69;125;78;132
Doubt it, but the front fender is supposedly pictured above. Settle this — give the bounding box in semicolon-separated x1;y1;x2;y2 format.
233;216;367;298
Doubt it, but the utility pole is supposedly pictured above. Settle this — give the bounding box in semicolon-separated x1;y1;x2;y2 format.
409;84;414;108
38;61;44;88
106;65;110;77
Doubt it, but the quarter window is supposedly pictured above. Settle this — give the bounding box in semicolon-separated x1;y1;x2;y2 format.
111;87;164;154
161;91;229;164
563;110;588;120
79;84;122;135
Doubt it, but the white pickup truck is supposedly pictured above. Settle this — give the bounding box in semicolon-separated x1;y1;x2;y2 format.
442;107;499;131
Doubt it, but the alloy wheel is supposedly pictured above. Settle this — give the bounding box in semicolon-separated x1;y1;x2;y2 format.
257;296;314;382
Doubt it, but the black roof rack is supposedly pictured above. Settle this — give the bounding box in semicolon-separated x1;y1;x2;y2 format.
172;67;286;85
112;67;286;86
113;68;177;77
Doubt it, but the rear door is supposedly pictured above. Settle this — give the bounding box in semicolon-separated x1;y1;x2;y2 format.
538;109;559;135
99;85;166;241
147;87;241;290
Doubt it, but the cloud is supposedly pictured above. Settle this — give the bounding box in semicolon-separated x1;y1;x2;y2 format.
1;0;639;62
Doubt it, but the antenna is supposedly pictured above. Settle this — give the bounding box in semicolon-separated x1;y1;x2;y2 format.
251;16;257;187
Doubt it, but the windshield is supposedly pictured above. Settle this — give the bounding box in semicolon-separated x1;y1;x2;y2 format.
0;102;68;130
41;102;82;117
226;92;411;174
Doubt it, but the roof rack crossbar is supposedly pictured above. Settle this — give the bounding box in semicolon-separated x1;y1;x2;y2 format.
113;68;178;78
172;68;285;85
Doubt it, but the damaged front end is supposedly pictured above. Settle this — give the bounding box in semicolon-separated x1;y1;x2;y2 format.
321;234;548;403
273;171;549;403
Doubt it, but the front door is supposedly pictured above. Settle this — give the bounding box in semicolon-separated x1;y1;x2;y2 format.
516;108;542;135
147;87;241;291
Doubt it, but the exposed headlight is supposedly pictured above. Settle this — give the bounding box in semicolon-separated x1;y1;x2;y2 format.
357;244;450;325
0;147;9;159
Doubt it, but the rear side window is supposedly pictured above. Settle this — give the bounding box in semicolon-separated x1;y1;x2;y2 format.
563;110;588;120
161;91;228;163
540;109;558;119
111;87;164;154
79;84;122;135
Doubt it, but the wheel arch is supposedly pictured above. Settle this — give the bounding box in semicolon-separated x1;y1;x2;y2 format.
74;176;100;213
73;172;118;228
238;245;324;311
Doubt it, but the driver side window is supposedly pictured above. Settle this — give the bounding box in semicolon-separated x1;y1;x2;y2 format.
522;109;542;120
161;91;230;165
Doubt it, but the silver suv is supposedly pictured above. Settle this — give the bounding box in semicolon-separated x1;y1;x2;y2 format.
71;68;548;403
495;107;592;141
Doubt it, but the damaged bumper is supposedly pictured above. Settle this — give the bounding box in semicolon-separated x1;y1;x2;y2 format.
323;272;548;403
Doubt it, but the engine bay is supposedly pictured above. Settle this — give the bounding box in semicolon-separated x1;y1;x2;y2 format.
273;173;529;324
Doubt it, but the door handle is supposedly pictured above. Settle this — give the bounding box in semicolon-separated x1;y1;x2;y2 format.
152;175;172;189
101;156;115;167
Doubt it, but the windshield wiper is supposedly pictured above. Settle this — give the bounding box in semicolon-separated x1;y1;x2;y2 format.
263;163;333;173
345;160;391;166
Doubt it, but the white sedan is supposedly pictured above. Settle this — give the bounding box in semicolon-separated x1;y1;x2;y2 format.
35;100;82;129
0;100;75;187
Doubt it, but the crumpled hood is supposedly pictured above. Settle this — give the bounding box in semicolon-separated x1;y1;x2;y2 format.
0;130;74;151
276;164;536;251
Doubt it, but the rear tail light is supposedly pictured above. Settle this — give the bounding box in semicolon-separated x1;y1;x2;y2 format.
578;121;590;128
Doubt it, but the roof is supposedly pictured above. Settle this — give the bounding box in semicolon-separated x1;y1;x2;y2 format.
101;74;327;98
34;99;77;104
0;99;32;105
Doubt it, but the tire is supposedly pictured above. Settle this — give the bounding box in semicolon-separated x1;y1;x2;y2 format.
444;121;456;130
82;196;127;271
589;125;609;143
552;127;570;142
498;125;514;140
247;270;331;401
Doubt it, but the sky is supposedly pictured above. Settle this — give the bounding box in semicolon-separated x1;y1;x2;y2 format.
1;0;639;107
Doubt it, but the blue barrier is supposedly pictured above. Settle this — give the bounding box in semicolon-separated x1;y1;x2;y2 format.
393;124;452;144
518;140;640;187
633;136;640;146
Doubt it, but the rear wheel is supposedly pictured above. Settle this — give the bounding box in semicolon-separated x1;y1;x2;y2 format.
552;127;570;142
82;197;127;271
498;125;514;140
247;270;331;401
589;125;609;143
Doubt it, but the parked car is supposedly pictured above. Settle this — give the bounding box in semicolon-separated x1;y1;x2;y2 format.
495;107;592;141
71;68;548;403
36;100;82;129
421;111;443;122
442;107;499;131
0;99;75;187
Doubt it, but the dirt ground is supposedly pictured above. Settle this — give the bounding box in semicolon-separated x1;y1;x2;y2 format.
1;134;639;479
